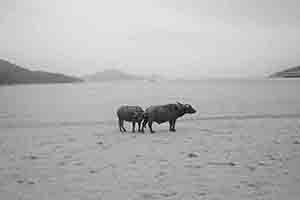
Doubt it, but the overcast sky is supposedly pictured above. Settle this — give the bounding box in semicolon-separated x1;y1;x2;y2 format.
1;0;300;78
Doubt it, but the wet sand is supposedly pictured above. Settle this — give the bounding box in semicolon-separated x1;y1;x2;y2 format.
1;118;300;199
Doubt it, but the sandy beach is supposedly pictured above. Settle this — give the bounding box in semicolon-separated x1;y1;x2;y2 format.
2;0;300;198
1;117;300;200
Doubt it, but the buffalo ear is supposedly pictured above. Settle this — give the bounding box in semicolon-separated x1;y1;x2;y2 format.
176;101;183;106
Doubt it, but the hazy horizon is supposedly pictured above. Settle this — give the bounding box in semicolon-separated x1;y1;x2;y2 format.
1;0;300;79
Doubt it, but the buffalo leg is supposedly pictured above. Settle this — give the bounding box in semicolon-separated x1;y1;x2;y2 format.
169;120;173;131
138;121;142;132
141;119;148;132
172;120;176;131
118;119;123;132
148;121;155;133
121;120;126;132
132;122;136;133
169;120;176;132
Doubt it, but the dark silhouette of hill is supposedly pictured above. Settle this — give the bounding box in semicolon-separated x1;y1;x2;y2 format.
0;59;82;85
82;69;145;82
270;66;300;78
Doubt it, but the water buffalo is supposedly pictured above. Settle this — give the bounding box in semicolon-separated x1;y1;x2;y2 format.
117;105;144;133
141;102;196;133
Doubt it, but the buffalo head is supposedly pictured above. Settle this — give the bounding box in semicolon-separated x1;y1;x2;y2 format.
184;104;196;114
176;102;196;114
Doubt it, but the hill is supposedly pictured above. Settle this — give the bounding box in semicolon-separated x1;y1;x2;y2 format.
82;69;144;82
0;59;83;85
270;66;300;78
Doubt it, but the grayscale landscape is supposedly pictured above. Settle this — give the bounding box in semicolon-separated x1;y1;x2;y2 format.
1;0;300;199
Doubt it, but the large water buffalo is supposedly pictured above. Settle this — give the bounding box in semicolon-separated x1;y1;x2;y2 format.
117;105;144;133
141;102;196;133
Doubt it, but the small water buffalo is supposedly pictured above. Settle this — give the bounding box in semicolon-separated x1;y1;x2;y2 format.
141;102;196;133
117;105;144;133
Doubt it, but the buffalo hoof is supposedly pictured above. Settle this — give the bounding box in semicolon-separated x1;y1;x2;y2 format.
169;129;176;132
150;131;156;134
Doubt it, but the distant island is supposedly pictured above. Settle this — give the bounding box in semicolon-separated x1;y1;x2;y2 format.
82;69;164;82
270;66;300;78
82;69;143;82
0;59;82;85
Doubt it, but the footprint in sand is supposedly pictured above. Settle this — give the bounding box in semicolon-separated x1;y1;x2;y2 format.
73;162;84;166
185;164;203;169
58;161;66;166
89;169;97;174
53;145;64;152
159;192;177;198
63;155;72;159
68;137;77;142
154;171;167;178
196;192;208;197
246;165;256;171
141;191;177;199
27;180;35;185
16;179;36;185
187;152;200;158
93;133;104;137
58;155;73;166
23;155;39;160
129;160;137;165
293;139;300;144
258;161;270;166
16;180;25;184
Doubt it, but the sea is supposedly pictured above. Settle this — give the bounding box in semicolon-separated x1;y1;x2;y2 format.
1;79;300;129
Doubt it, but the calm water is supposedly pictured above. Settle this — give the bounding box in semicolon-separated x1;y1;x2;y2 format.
1;79;300;129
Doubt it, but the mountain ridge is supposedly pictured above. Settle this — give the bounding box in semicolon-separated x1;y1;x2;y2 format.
270;66;300;78
0;59;83;85
82;69;163;82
